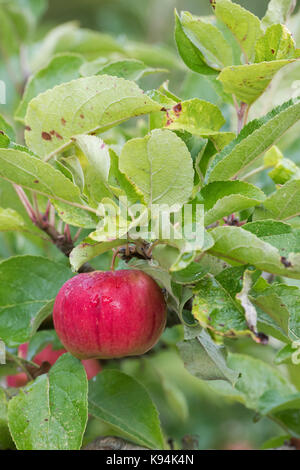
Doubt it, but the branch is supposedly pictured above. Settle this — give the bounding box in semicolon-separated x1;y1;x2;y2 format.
83;437;148;451
14;186;93;273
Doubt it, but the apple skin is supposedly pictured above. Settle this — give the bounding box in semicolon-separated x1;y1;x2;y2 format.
53;270;167;359
6;343;101;387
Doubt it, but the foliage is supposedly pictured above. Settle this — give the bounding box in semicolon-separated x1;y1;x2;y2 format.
0;0;300;451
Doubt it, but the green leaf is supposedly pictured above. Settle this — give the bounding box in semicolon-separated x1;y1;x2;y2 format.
162;98;226;138
25;75;161;158
171;262;209;284
262;0;296;28
80;58;167;81
0;115;15;141
8;354;88;450
209;353;300;434
0;389;14;450
15;54;84;124
263;179;300;220
70;239;124;272
73;134;112;204
213;0;263;62
0;148;98;228
177;327;239;384
218;60;296;105
0;255;72;347
32;23;125;69
251;282;300;342
268;158;300;184
180;11;233;69
109;149;141;204
174;10;218;75
88;370;164;449
192;274;249;336
119;129;194;207
209;225;300;279
201;181;266;225
0;207;25;232
255;24;296;62
206;97;300;182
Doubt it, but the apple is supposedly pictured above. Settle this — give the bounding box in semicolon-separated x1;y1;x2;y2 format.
53;270;166;359
6;342;101;387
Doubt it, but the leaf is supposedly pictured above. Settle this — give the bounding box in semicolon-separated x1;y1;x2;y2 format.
0;255;73;347
179;11;233;69
25;75;161;158
174;10;218;75
119;129;194;207
192;274;249;336
255;24;296;62
201;181;266;225
206;97;300;182
109;149;141;204
209;225;300;279
0;389;14;450
263;179;300;220
162;98;226;138
262;0;296;28
80;58;167;81
0;148;97;228
8;354;88;450
0;207;25;232
70;239;124;272
171;262;210;284
73;134;112;204
236;269;258;334
32;23;125;69
251;282;300;342
213;0;263;62
218;60;296;105
0;114;15;141
177;327;239;384
15;54;84;124
88;370;164;449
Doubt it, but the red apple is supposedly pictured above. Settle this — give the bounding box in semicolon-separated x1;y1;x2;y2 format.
53;270;166;359
6;342;101;387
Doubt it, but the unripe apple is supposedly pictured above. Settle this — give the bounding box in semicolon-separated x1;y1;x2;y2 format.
53;270;166;359
6;342;101;387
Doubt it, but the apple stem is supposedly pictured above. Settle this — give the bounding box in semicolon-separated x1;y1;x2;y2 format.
111;249;119;271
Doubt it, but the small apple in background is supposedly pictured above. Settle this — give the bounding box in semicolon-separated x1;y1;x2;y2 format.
53;270;166;359
6;343;101;387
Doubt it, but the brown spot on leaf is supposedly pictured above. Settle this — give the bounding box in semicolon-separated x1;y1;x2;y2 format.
42;132;52;141
50;130;55;136
281;256;292;268
61;117;66;126
271;49;275;54
34;180;39;184
25;126;31;131
55;132;63;140
0;130;4;135
80;114;85;119
173;102;182;117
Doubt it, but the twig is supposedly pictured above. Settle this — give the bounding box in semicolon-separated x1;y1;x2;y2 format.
5;351;34;381
14;186;94;273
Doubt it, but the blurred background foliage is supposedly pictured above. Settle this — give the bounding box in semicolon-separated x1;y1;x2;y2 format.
1;0;300;450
